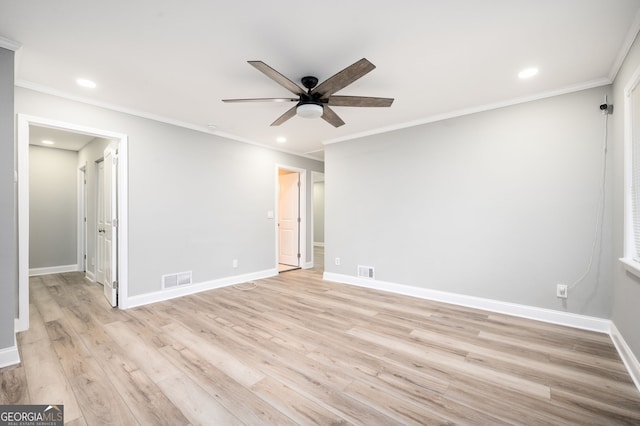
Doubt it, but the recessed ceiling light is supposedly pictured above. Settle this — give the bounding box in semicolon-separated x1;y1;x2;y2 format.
42;140;55;145
76;78;96;88
276;137;287;144
518;68;539;79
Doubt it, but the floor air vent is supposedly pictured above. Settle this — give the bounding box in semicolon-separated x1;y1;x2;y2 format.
357;265;375;279
162;271;193;289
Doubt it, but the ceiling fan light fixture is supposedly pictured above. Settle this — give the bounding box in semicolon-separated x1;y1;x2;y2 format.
296;103;323;119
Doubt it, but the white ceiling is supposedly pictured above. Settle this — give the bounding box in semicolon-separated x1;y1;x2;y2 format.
29;125;96;151
2;0;640;161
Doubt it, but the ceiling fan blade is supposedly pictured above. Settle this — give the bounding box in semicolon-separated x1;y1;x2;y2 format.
321;105;345;128
270;105;298;126
311;58;376;97
222;97;298;103
328;96;394;107
248;61;304;96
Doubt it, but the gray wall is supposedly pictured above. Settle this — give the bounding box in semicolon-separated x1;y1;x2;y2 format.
16;87;324;297
313;181;325;244
29;145;77;269
78;137;112;277
611;33;640;360
0;47;16;351
325;86;613;318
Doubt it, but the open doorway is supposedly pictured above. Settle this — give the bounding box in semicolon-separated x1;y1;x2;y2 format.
276;165;307;273
17;115;129;331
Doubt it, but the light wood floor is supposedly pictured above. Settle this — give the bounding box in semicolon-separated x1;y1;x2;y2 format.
2;267;640;425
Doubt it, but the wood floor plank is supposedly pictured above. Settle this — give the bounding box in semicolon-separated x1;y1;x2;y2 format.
78;327;189;425
16;302;48;345
30;278;65;323
251;376;349;425
103;321;181;384
0;365;30;405
4;266;639;424
45;318;139;425
161;321;266;387
20;338;83;423
160;344;298;425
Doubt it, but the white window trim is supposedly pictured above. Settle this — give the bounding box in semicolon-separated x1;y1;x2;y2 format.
621;63;640;278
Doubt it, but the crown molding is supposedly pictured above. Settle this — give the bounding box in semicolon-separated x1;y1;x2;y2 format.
609;8;640;82
14;80;324;163
323;78;612;146
0;36;21;51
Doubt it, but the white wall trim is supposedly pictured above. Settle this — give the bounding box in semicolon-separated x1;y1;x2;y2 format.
323;272;611;333
125;268;278;309
0;36;21;51
14;317;28;334
323;78;611;147
610;322;640;392
0;337;20;368
77;166;87;274
29;264;79;276
15;80;322;162
608;8;640;82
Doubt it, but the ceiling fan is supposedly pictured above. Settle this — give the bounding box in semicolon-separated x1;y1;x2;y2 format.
222;58;394;128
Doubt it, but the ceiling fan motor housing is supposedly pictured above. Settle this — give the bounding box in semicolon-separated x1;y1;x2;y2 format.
301;76;319;90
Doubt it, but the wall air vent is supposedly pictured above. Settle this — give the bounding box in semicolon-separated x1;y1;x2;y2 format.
162;271;193;289
357;265;375;279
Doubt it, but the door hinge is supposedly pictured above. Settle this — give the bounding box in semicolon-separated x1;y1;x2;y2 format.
297;217;301;223
113;218;118;227
113;280;119;290
297;180;301;188
297;253;301;259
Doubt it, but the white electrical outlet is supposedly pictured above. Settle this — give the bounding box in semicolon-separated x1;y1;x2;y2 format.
232;259;238;268
556;284;568;299
335;257;341;266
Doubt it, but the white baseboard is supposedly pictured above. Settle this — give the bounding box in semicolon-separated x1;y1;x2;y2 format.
610;322;640;392
125;268;278;309
322;272;611;334
15;316;28;333
85;270;95;282
29;264;79;276
0;338;20;368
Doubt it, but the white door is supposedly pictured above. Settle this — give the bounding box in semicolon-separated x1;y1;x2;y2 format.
102;146;118;307
278;172;300;266
96;160;106;284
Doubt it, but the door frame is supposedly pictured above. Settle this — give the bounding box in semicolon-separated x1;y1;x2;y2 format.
275;165;307;270
95;158;106;285
310;171;325;268
16;114;130;331
77;164;87;274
